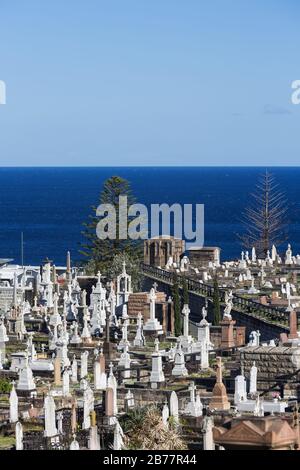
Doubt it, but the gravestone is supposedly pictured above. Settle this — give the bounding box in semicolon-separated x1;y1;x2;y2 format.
162;403;169;427
15;422;23;451
62;368;70;396
80;351;89;379
9;382;18;424
44;391;57;437
169;391;179;424
249;361;258;395
234;374;247;404
172;342;188;377
150;339;165;388
113;421;124;450
70;434;80;450
71;355;78;383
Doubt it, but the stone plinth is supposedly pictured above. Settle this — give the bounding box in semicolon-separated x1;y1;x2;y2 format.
209;382;231;411
220;319;236;348
209;357;230;411
288;310;298;340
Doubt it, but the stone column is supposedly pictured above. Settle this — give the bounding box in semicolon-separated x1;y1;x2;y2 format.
289;310;298;339
209;357;230;411
220;318;236;348
54;356;61;386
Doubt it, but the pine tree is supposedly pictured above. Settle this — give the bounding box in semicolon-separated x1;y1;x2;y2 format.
172;273;182;336
80;176;142;274
106;252;144;291
239;171;288;257
182;276;189;306
212;277;221;326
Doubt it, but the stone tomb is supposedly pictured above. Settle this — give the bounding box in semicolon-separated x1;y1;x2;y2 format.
240;345;300;398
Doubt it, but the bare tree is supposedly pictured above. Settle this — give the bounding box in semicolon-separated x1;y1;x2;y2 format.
238;171;288;257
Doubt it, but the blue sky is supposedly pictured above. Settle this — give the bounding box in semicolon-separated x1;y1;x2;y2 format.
0;0;299;166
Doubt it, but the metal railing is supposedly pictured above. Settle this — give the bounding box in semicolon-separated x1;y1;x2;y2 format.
140;263;289;328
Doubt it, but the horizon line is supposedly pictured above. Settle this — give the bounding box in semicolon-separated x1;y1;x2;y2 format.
0;165;300;169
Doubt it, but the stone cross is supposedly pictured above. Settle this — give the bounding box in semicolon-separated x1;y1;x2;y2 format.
149;288;157;320
189;382;196;403
216;357;223;383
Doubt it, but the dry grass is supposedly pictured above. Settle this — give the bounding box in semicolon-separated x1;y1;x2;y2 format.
123;405;187;450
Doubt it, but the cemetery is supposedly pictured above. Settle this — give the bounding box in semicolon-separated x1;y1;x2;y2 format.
1;239;300;451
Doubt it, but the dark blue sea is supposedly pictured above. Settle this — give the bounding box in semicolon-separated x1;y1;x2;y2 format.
0;167;299;266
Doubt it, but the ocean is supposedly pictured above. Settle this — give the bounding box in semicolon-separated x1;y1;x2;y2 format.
0;167;299;266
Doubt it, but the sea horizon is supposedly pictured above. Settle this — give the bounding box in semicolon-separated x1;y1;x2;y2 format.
0;166;298;266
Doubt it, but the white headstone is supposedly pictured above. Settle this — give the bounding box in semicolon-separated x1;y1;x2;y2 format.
113;421;124;450
172;342;188;377
162;403;169;427
234;374;247;404
9;382;18;423
70;434;80;450
62;368;70;396
71;355;78;383
80;351;89;378
82;384;94;430
15;421;23;450
44;392;57;437
169;391;179;424
184;382;203;417
203;416;215;450
150;339;165;387
249;361;258;395
108;363;118;415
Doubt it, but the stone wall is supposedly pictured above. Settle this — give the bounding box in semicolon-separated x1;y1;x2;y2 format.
240;345;300;398
142;276;288;342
